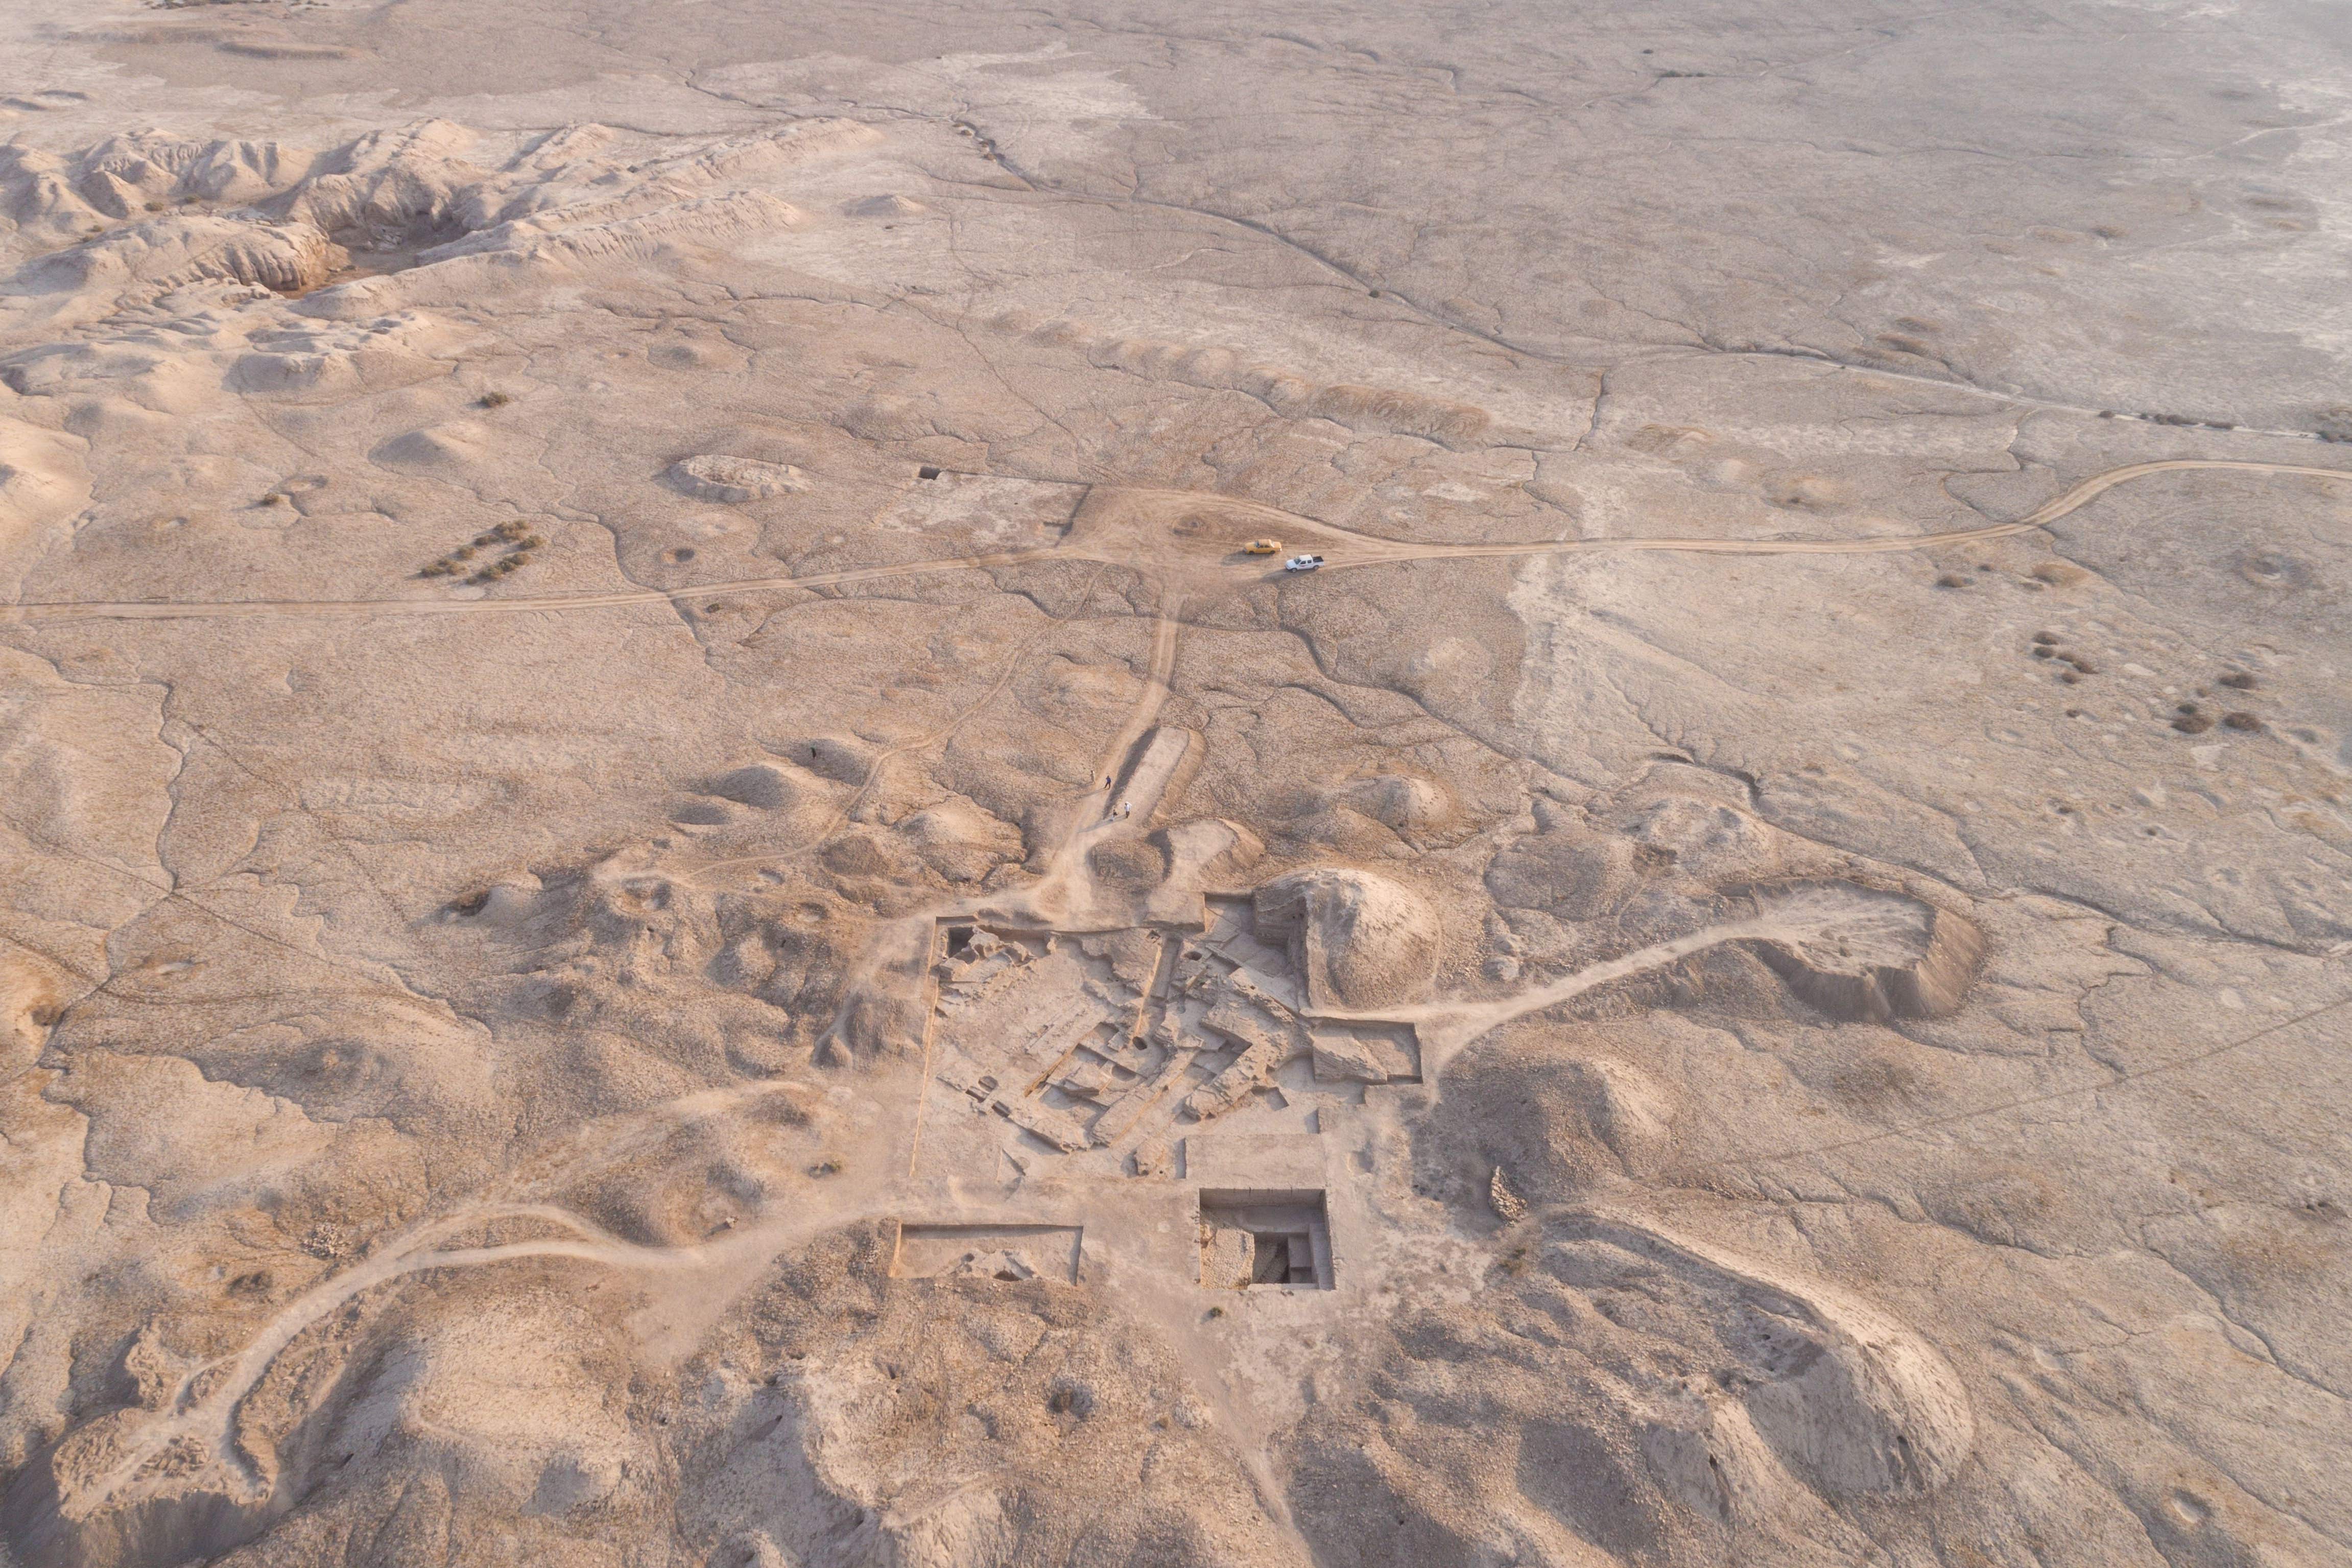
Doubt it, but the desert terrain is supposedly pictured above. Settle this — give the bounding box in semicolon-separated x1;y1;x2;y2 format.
1;0;2348;1563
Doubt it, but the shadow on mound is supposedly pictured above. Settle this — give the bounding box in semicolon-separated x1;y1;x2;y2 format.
1411;1026;1676;1215
1745;881;1983;1022
1287;1208;1974;1567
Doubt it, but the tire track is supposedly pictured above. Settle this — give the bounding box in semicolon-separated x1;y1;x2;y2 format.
9;459;2344;624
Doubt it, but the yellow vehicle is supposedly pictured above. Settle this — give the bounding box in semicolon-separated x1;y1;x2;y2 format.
1242;538;1281;555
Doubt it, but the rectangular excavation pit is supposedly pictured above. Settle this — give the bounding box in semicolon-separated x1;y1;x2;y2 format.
1198;1189;1331;1290
925;923;1189;1172
891;1223;1082;1285
1306;1020;1421;1085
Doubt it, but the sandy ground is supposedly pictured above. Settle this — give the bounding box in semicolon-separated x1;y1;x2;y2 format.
1;0;2348;1564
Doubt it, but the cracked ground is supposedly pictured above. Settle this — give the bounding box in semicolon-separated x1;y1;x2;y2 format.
0;0;2347;1565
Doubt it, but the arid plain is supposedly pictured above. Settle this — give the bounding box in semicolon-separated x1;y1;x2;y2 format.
1;0;2348;1563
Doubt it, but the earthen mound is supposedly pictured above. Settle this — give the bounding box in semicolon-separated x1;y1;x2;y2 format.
666;454;807;503
1420;1031;1675;1203
1620;790;1780;881
1550;1215;1978;1499
1253;867;1440;1011
898;797;1025;884
845;193;926;218
1749;882;1983;1021
3;215;344;331
1338;772;1459;844
706;761;804;811
369;420;493;474
1290;1209;1976;1559
1484;828;1634;918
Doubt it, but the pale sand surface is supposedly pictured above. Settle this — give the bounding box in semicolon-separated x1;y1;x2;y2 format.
1;2;2348;1565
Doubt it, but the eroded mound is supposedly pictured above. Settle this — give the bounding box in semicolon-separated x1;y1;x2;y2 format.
1290;1209;1976;1564
1252;867;1441;1013
667;454;809;503
1749;883;1985;1021
2;10;2345;1567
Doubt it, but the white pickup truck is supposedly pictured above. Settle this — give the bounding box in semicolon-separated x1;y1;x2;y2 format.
1283;554;1324;572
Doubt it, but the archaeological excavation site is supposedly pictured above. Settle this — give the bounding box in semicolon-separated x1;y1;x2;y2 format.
1;0;2347;1563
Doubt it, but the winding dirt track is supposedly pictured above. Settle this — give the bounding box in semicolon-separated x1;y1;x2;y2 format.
6;459;2343;625
87;1168;856;1507
0;551;1048;623
1406;458;2350;561
37;456;2348;1530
